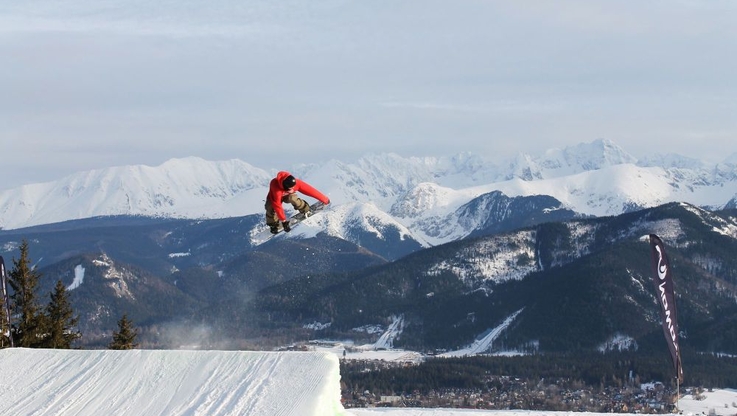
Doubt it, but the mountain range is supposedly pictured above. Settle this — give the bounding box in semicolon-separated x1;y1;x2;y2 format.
2;139;737;251
1;139;736;355
262;202;736;356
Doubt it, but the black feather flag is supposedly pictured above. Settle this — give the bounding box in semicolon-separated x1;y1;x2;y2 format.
649;234;683;383
0;256;12;347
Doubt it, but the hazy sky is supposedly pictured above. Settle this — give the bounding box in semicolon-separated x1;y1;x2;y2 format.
2;0;736;190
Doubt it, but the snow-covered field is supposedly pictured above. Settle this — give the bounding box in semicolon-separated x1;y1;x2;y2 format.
1;348;735;416
0;348;344;416
309;311;527;362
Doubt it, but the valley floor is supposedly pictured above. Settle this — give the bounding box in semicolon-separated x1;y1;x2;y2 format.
1;348;735;416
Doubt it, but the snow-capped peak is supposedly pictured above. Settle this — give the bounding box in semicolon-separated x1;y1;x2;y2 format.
1;139;737;250
0;158;272;229
501;138;638;182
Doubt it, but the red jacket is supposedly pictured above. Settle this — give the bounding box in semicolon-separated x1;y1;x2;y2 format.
267;171;330;221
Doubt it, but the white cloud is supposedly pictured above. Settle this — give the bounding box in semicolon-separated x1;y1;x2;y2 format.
1;1;736;191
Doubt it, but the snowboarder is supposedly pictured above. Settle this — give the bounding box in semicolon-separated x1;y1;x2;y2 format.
265;171;330;234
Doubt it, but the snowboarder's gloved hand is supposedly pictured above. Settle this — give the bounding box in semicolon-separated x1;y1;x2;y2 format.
282;221;291;232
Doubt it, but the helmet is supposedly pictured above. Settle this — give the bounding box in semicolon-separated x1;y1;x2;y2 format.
282;175;297;190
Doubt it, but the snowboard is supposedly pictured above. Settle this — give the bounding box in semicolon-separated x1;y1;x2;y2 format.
250;201;327;243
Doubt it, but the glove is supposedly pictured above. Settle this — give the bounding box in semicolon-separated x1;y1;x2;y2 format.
282;221;291;232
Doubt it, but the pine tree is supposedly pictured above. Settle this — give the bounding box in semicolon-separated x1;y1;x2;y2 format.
8;240;47;347
109;314;138;350
44;280;81;348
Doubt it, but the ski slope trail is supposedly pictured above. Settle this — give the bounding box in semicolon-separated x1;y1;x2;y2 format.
373;315;404;350
0;348;347;416
439;309;523;357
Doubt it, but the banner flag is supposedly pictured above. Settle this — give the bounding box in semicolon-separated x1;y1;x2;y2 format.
0;256;13;347
649;234;683;383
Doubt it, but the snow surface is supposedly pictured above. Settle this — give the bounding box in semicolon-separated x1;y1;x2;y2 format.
66;264;85;291
0;348;345;416
308;315;425;364
2;348;735;416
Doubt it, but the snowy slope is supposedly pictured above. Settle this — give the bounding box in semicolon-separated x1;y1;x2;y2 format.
438;310;524;358
0;348;345;416
1;348;735;416
1;140;737;249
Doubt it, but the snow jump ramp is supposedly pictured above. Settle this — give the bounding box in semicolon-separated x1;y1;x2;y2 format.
0;348;347;416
